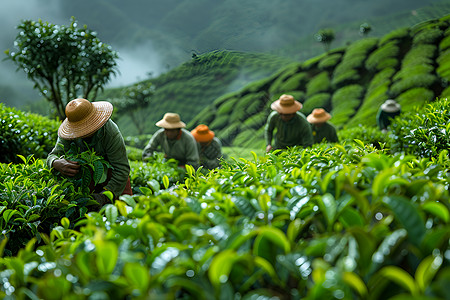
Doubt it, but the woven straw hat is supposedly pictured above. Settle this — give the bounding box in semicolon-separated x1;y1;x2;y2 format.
191;124;215;142
271;94;302;114
58;98;113;140
307;108;332;124
381;99;401;113
156;113;186;129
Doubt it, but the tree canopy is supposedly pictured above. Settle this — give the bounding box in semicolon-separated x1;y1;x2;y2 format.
5;17;119;120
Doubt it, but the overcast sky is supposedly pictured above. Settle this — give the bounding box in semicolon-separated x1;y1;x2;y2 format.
0;0;163;103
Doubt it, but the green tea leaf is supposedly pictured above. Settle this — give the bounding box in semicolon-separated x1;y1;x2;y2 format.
208;249;238;288
382;196;426;247
415;254;443;293
95;240;119;276
163;175;170;189
105;204;118;223
124;262;150;291
422;202;449;223
377;266;418;295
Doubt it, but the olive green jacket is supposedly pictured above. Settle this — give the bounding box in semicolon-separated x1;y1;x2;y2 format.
46;120;130;198
311;122;339;144
142;128;199;169
265;111;314;149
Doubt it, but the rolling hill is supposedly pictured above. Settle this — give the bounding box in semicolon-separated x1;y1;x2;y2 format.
185;15;450;149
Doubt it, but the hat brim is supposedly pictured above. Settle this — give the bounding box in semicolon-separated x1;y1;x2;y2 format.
156;120;186;129
381;104;401;113
58;101;113;140
307;113;331;124
191;131;215;142
271;100;302;114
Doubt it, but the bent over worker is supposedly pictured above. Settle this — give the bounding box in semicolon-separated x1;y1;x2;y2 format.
265;94;313;152
142;113;199;169
47;98;132;207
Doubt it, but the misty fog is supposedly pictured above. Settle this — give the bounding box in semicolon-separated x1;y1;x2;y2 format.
0;0;445;108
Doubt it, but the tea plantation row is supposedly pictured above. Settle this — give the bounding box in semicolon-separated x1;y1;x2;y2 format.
0;99;449;299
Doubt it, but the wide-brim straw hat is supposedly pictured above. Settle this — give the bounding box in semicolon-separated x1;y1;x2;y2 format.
156;113;186;129
381;99;401;113
58;98;113;140
307;108;332;124
271;94;302;114
191;124;215;142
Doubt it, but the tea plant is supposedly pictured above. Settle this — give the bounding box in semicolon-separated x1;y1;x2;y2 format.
61;142;112;193
1;144;448;299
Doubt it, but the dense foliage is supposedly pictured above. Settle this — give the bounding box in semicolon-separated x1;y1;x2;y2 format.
5;17;118;120
0;97;449;298
0;103;59;163
0;144;449;299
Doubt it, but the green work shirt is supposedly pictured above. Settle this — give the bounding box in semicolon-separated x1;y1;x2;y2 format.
265;111;313;150
142;128;199;169
376;109;401;130
197;137;222;170
46;119;130;198
311;122;339;144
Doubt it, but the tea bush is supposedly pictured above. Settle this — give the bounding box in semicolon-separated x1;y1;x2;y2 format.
1;144;448;299
0;104;59;163
390;97;450;159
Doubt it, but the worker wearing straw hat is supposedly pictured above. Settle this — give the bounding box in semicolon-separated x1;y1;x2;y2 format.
306;108;339;144
142;113;199;169
46;98;132;207
191;124;222;170
377;99;401;132
265;94;313;152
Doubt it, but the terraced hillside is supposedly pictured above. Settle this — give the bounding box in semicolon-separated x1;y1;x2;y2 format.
188;15;450;149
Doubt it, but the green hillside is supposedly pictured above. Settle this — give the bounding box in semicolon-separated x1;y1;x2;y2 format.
185;15;450;149
101;51;294;135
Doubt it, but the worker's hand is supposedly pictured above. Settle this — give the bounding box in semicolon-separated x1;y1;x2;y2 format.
265;144;272;153
52;159;80;177
92;193;111;207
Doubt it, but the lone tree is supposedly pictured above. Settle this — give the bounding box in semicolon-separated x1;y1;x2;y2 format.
5;17;119;120
360;23;372;36
315;28;335;52
111;82;154;135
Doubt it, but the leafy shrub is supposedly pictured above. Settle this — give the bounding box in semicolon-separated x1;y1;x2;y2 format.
396;87;435;111
439;34;450;51
216;97;238;115
1;144;449;298
318;53;342;70
301;93;331;115
276;72;309;92
331;68;360;88
0;103;59;163
348;83;389;127
365;41;400;71
378;27;409;46
346;37;378;55
268;63;303;94
389;74;438;97
209;114;229;130
306;71;330;97
401;44;436;67
0;155;91;255
243;111;267;128
338;124;390;147
412;27;443;45
392;64;435;81
390;97;450;158
129;153;184;194
366;68;395;95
